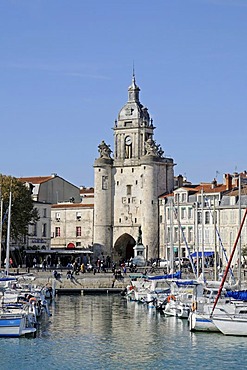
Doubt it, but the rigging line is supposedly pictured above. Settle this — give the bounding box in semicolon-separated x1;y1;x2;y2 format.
172;202;197;277
204;197;235;282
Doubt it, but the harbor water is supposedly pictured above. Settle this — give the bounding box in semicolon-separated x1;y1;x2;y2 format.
0;294;246;370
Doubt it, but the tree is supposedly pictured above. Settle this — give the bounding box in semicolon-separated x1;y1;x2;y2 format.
0;174;39;246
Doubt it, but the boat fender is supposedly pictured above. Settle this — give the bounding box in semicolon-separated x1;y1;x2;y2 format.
167;295;176;302
191;302;197;311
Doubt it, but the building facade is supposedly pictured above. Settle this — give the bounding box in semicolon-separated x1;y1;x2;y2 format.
159;172;247;269
93;75;175;261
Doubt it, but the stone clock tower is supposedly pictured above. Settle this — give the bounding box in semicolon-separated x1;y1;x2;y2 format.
94;74;174;261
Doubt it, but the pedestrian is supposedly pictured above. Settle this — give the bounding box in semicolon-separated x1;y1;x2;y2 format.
42;259;47;271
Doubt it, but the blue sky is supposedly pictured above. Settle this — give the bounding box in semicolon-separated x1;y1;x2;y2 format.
1;0;246;187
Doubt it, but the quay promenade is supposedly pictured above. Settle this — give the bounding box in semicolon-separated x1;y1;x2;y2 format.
7;266;247;292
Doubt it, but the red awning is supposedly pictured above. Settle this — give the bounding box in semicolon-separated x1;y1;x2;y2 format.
67;243;75;249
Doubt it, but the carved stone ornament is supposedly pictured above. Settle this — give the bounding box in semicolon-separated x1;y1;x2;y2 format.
98;140;112;159
145;138;164;158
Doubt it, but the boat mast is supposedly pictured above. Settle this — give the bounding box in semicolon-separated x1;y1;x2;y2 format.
201;189;205;279
238;174;242;288
0;186;2;272
210;208;247;316
5;191;12;277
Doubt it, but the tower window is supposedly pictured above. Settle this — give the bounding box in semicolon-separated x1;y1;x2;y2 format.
132;168;134;173
119;218;121;223
117;181;119;186
55;227;60;237
121;169;123;173
102;176;108;190
76;226;81;237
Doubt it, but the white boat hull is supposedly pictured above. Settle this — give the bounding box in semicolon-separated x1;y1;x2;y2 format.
213;315;247;336
189;312;219;332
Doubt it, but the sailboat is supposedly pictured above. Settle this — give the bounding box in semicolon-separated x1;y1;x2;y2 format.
210;208;247;336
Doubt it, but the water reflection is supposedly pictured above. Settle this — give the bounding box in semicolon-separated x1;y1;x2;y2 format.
0;295;247;370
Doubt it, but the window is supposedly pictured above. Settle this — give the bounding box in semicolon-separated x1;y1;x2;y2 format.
55;212;60;221
188;207;193;219
212;212;217;224
76;242;81;247
76;212;81;220
159;215;163;223
127;185;132;195
102;176;108;190
31;223;37;236
43;208;47;218
135;218;137;223
188;227;193;243
181;208;186;219
119;218;121;223
205;211;210;224
198;212;202;224
174;228;178;243
42;223;47;237
76;227;81;237
181;193;186;202
132;168;134;173
55;227;61;237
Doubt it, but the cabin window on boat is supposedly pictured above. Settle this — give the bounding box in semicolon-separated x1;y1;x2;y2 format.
55;227;60;237
76;227;81;237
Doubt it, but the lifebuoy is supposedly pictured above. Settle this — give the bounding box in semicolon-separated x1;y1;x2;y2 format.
191;302;197;311
167;295;176;302
29;297;37;303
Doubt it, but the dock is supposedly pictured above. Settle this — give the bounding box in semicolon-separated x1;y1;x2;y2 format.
55;288;123;295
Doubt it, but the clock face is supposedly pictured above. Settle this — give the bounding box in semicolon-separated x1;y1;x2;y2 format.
125;136;132;145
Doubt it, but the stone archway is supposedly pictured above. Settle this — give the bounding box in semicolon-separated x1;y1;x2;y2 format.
113;233;136;263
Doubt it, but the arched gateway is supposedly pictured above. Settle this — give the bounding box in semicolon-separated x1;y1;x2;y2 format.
93;75;175;260
113;234;136;262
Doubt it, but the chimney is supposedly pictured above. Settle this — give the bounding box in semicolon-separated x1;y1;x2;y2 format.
225;173;232;191
177;174;183;188
211;178;217;189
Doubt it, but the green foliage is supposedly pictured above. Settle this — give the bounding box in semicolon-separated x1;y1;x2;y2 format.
0;174;39;244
